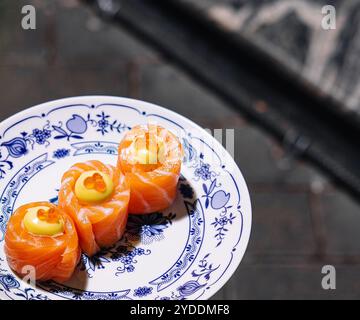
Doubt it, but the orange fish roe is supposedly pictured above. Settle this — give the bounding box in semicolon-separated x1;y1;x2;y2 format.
84;172;107;193
37;207;61;224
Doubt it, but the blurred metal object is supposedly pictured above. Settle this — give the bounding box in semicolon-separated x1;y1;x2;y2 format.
283;130;312;158
277;130;312;171
83;0;360;201
94;0;121;17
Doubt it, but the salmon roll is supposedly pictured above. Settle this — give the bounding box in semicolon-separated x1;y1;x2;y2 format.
58;160;130;256
117;124;183;214
5;202;80;283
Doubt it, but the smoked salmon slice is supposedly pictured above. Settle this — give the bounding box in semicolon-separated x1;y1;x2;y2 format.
5;202;80;283
58;160;130;256
117;124;183;214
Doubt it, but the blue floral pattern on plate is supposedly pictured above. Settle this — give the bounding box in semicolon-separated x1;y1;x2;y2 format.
126;212;176;245
134;286;153;297
52;148;70;159
80;237;152;278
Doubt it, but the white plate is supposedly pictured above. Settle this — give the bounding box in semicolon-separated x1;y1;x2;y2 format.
0;96;251;300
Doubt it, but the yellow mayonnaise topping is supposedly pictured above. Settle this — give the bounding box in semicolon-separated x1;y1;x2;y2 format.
75;170;114;204
134;143;165;165
23;206;64;236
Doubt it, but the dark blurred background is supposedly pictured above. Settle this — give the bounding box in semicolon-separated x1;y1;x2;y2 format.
1;0;360;299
